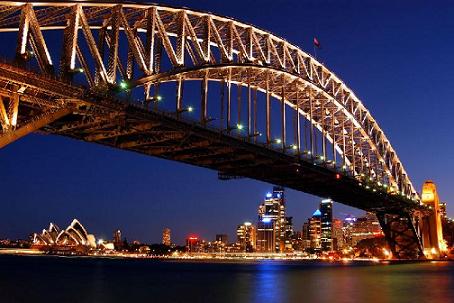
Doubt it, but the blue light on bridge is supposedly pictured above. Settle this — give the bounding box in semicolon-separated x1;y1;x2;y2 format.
266;192;272;198
262;217;272;223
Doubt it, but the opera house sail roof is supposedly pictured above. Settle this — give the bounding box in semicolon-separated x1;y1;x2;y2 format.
32;219;96;248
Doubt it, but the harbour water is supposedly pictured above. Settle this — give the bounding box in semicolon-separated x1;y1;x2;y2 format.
0;255;453;303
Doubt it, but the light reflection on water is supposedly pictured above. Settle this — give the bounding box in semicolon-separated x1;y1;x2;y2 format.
0;255;453;303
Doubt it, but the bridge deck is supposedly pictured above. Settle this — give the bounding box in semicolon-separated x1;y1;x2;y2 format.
45;102;417;214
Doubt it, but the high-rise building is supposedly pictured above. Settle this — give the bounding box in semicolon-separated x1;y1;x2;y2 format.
113;229;122;250
162;228;171;246
236;222;256;252
257;186;288;252
309;209;322;250
332;218;344;251
320;199;333;251
216;234;228;245
284;216;294;252
440;202;447;221
302;222;311;250
347;212;383;247
186;236;200;253
256;221;275;252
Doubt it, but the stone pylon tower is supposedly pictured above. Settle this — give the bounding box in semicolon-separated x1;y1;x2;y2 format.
420;180;445;257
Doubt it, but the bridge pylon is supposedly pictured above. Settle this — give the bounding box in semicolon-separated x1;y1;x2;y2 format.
419;180;446;258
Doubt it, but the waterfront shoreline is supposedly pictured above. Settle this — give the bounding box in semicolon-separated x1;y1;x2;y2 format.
1;248;450;263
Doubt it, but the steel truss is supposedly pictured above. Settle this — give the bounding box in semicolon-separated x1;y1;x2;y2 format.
0;1;419;199
377;212;425;259
0;2;429;258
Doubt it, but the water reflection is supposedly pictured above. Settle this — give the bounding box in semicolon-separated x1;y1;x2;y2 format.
253;261;287;303
0;256;453;303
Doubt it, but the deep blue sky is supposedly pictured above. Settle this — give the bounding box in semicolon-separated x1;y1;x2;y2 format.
1;0;453;244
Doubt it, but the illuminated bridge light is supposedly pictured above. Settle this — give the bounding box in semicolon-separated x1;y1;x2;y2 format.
119;80;128;90
187;106;193;112
275;138;282;144
236;123;243;130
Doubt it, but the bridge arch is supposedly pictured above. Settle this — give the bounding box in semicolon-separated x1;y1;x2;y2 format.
0;1;417;200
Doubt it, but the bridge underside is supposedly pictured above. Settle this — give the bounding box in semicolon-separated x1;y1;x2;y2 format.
38;104;413;213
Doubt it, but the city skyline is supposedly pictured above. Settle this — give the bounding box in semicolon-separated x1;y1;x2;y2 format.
1;0;453;245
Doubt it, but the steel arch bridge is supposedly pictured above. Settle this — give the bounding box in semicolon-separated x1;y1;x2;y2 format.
0;1;440;259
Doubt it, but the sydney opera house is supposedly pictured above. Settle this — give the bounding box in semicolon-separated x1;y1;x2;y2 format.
32;219;96;251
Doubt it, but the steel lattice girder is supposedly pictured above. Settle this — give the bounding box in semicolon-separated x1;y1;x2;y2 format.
0;1;418;200
376;212;425;259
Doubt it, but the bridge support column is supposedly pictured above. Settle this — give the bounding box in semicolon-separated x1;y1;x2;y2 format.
377;212;425;260
420;180;446;258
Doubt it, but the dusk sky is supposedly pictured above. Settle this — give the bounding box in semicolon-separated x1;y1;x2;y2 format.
1;0;453;245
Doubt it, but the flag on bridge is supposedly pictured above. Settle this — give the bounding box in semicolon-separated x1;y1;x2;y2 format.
313;37;321;49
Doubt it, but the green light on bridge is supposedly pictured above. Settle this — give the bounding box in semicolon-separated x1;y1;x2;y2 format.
119;81;129;90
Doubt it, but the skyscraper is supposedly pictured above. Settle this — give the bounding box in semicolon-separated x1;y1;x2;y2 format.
332;218;344;251
236;222;256;252
186;236;200;253
440;202;447;221
309;209;322;250
320;199;333;251
215;234;228;245
302;222;311;250
349;212;382;247
257;186;288;252
256;220;275;252
284;216;294;252
113;229;122;250
162;228;171;246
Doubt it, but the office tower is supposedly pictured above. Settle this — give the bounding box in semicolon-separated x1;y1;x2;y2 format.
236;222;256;252
162;228;171;246
309;209;322;250
216;234;228;245
348;212;383;247
292;230;303;251
257;186;286;252
332;218;344;250
284;216;294;251
440;202;447;221
302;222;311;250
186;236;200;253
256;220;275;252
113;229;122;250
320;199;333;251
